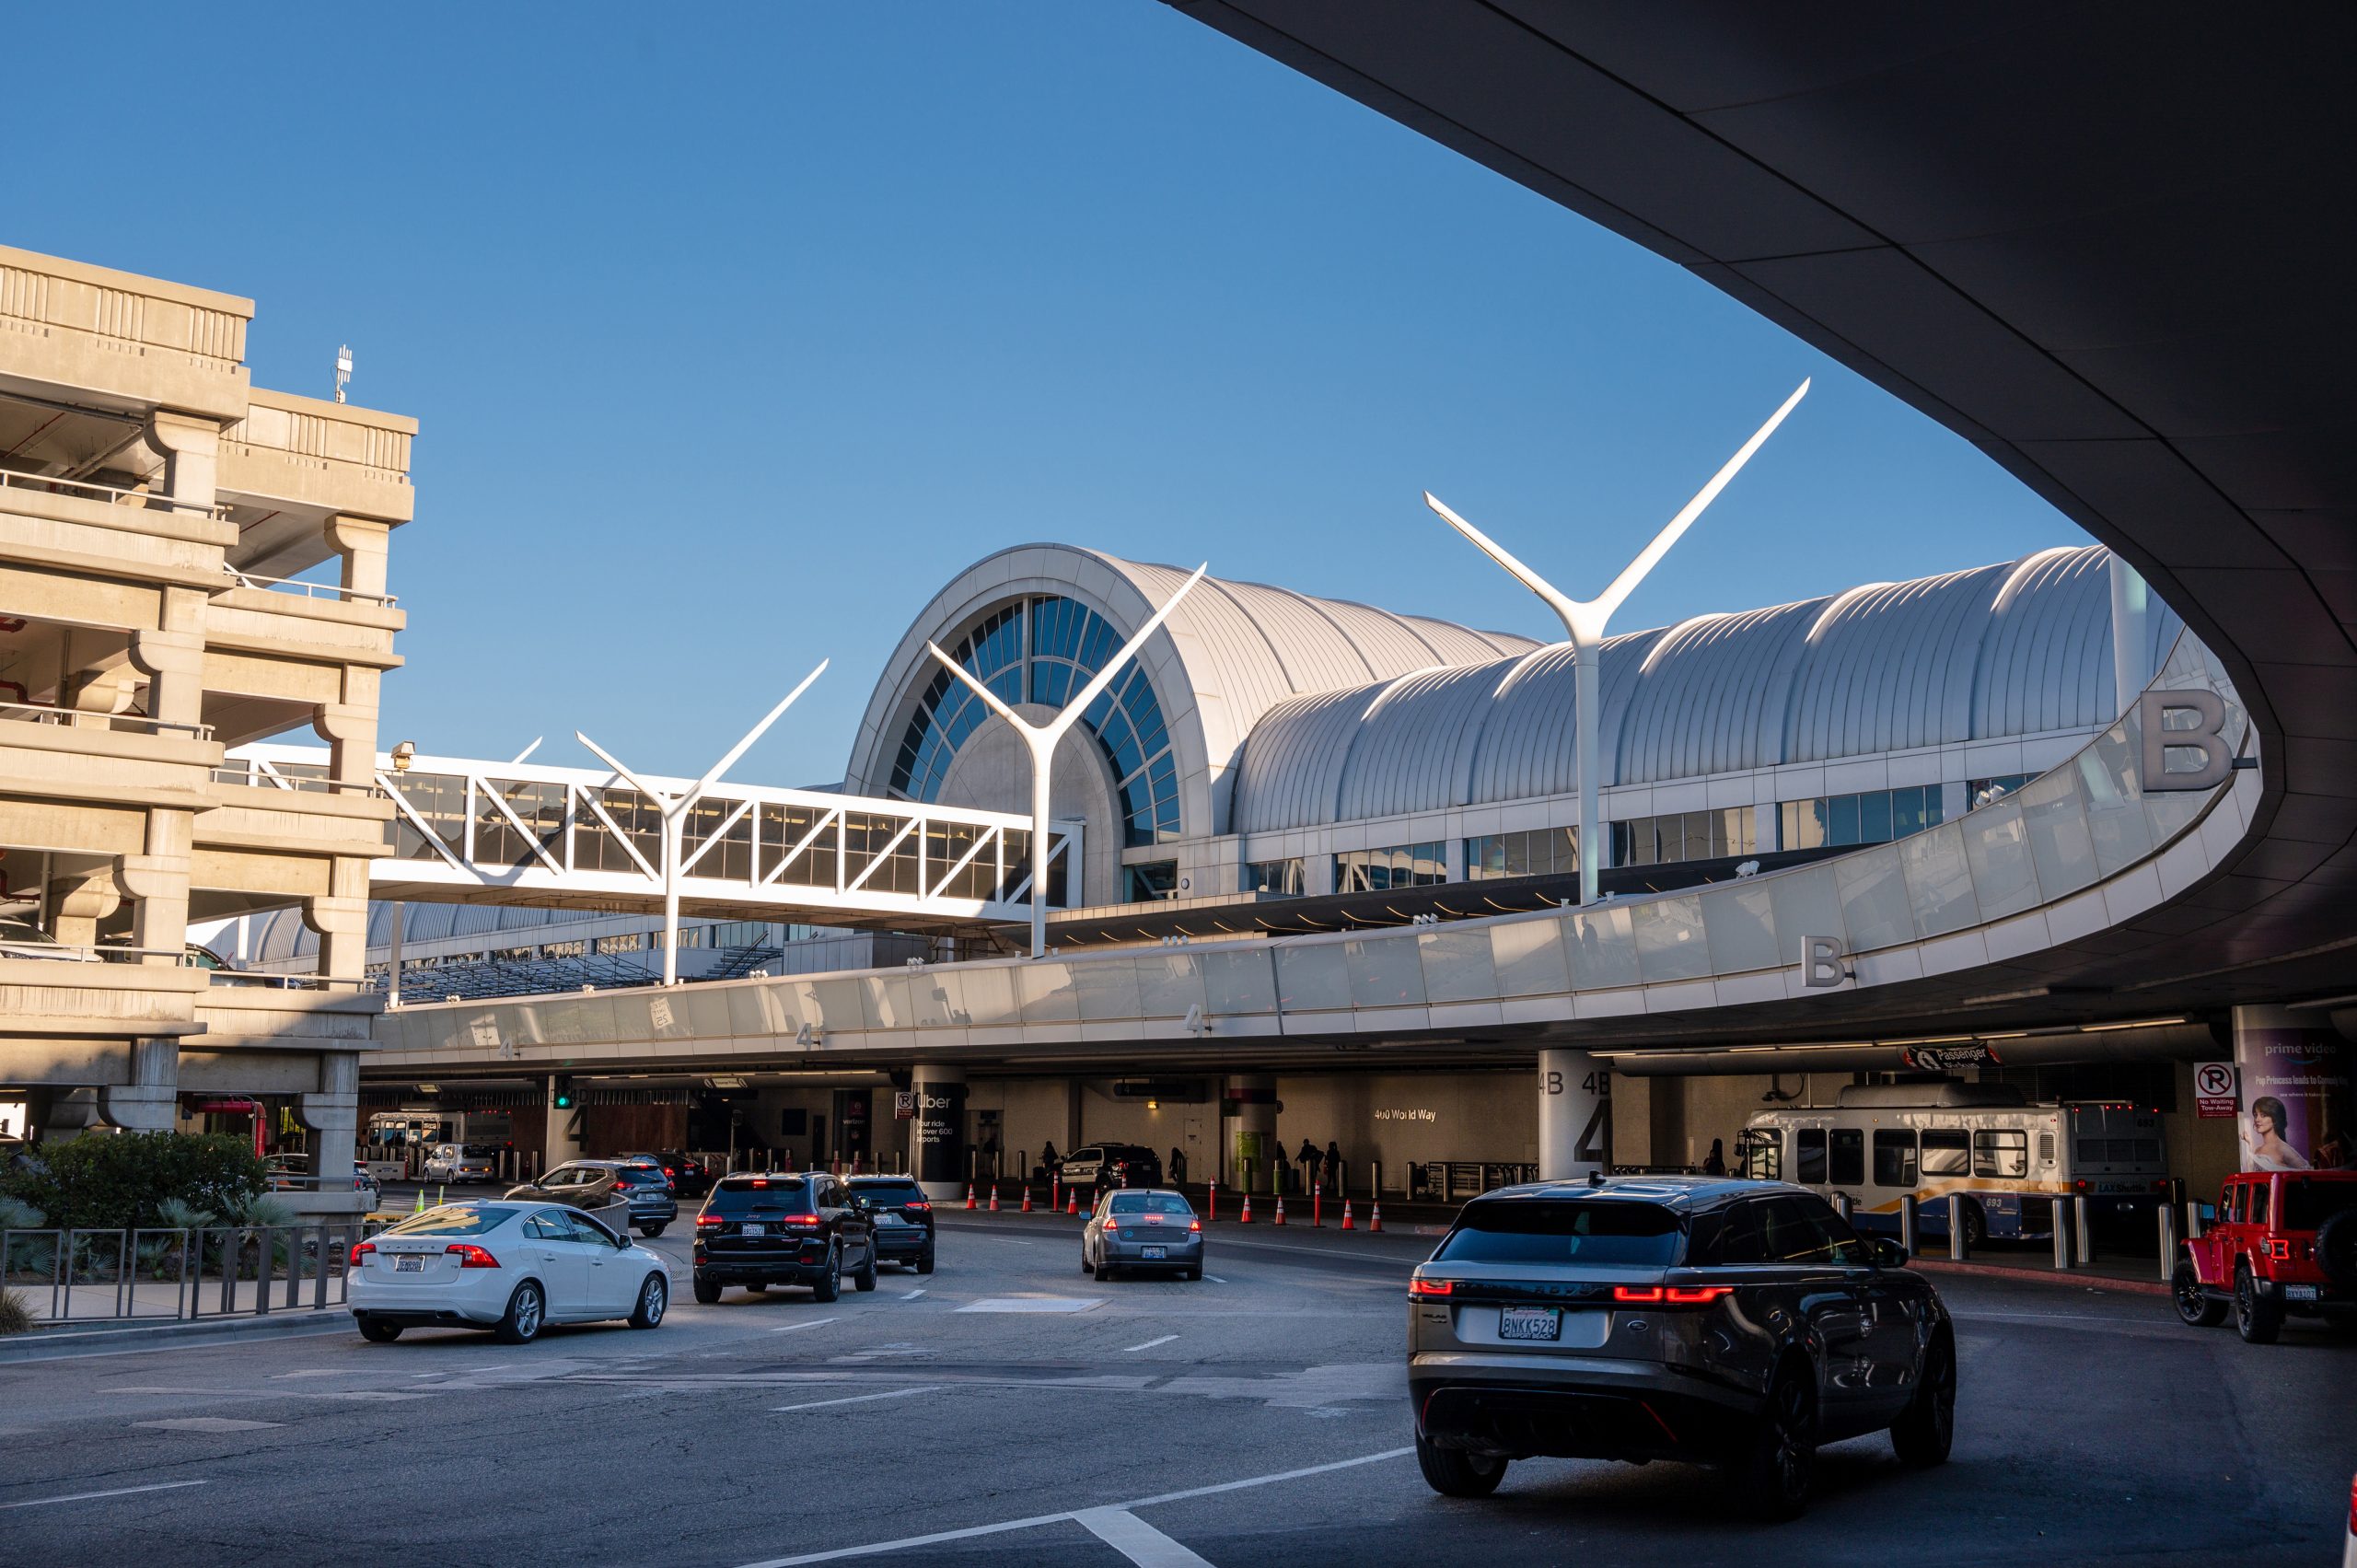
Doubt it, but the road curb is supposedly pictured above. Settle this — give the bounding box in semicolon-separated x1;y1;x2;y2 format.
0;1309;352;1364
1907;1257;2170;1296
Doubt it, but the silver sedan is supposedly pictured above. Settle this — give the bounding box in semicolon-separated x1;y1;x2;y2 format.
1082;1189;1203;1281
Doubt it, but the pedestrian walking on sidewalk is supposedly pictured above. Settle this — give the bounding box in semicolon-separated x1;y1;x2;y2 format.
1169;1145;1187;1186
1324;1140;1343;1192
1702;1138;1727;1177
1296;1137;1320;1194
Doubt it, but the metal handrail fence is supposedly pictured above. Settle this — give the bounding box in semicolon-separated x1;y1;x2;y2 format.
1;1220;388;1326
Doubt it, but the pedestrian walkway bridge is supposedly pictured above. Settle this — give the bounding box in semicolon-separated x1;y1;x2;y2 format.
229;743;1065;935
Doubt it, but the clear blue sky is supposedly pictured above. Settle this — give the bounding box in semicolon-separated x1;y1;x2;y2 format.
6;4;2084;785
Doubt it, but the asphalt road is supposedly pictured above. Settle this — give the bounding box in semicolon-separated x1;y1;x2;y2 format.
0;1211;2349;1567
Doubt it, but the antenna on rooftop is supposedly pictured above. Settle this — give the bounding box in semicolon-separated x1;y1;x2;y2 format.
333;344;353;404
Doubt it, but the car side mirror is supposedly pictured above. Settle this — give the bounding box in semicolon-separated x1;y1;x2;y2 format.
1871;1237;1909;1269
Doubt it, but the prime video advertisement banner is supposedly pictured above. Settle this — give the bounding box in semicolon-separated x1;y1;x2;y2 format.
2231;1006;2355;1172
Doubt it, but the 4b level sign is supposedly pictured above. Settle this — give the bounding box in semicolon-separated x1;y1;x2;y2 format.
2195;1061;2238;1118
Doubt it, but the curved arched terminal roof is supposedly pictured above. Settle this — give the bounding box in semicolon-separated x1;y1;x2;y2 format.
843;542;1538;838
1233;545;2177;833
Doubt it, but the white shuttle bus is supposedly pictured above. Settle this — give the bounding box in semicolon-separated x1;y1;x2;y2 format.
1737;1083;2170;1246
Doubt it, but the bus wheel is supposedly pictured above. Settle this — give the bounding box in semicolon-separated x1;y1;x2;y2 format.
1962;1202;1988;1250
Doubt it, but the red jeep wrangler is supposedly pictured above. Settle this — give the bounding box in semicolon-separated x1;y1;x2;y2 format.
2172;1169;2357;1342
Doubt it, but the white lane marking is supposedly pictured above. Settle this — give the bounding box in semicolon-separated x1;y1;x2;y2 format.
1122;1335;1178;1353
1;1480;212;1510
1202;1275;1227;1284
900;1289;925;1300
267;1369;343;1379
1074;1507;1213;1568
1212;1237;1410;1265
957;1297;1101;1314
772;1385;940;1414
768;1317;841;1334
134;1417;283;1433
734;1446;1413;1566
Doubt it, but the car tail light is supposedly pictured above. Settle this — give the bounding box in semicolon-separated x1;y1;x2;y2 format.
1611;1285;1733;1305
906;1201;930;1212
1189;1219;1202;1232
445;1244;500;1268
750;1179;770;1189
351;1240;377;1267
1409;1277;1455;1297
696;1214;724;1228
2266;1238;2293;1260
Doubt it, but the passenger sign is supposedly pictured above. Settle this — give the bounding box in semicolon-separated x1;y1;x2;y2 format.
2195;1061;2237;1118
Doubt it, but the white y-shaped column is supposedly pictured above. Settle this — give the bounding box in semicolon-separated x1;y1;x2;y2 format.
925;565;1207;958
576;660;828;985
1426;379;1809;905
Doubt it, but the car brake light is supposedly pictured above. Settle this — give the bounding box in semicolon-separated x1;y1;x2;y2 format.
1189;1219;1202;1232
2267;1238;2292;1260
906;1201;930;1212
696;1214;724;1228
351;1240;376;1267
445;1244;500;1268
1610;1285;1733;1305
751;1179;770;1188
1409;1277;1454;1297
785;1214;822;1228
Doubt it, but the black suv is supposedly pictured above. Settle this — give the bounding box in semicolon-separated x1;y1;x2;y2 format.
692;1172;877;1303
845;1175;935;1274
1060;1144;1162;1194
623;1149;713;1200
1408;1177;1955;1520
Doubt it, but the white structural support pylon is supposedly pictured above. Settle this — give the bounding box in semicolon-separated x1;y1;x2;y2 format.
925;564;1208;958
1426;379;1809;905
575;659;828;984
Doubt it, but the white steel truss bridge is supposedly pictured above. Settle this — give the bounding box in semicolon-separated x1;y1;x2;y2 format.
231;744;1073;935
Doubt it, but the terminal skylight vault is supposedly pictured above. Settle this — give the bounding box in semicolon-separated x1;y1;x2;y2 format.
889;594;1179;846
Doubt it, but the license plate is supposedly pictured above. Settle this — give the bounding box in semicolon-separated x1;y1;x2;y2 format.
1498;1307;1562;1342
2286;1284;2319;1302
393;1255;426;1273
1142;1247;1166;1260
742;1224;764;1237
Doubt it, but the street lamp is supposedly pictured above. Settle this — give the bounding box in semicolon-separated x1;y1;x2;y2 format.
575;660;829;985
1426;379;1810;905
924;565;1207;959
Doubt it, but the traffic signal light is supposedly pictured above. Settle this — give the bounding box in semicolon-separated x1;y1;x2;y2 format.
552;1075;575;1110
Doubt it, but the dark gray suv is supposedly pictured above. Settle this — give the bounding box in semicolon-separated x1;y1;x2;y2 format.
1408;1177;1955;1519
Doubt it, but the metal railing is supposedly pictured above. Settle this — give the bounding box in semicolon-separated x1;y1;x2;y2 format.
0;697;214;740
221;563;398;608
209;760;383;796
1;1221;384;1325
207;970;362;992
0;940;204;968
0;465;226;519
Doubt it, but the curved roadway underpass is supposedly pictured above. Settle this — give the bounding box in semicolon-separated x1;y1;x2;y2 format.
1161;3;2357;1025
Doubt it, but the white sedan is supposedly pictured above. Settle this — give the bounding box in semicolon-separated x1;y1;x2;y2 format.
349;1202;669;1343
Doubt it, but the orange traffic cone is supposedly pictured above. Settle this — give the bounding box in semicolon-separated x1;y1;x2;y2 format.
1341;1199;1354;1231
1239;1192;1253;1225
988;1186;1000;1212
1369;1202;1383;1233
1020;1187;1033;1213
1066;1190;1078;1214
964;1184;976;1210
1273;1194;1287;1226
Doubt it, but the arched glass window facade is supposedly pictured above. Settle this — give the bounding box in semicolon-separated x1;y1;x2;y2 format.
888;595;1179;847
